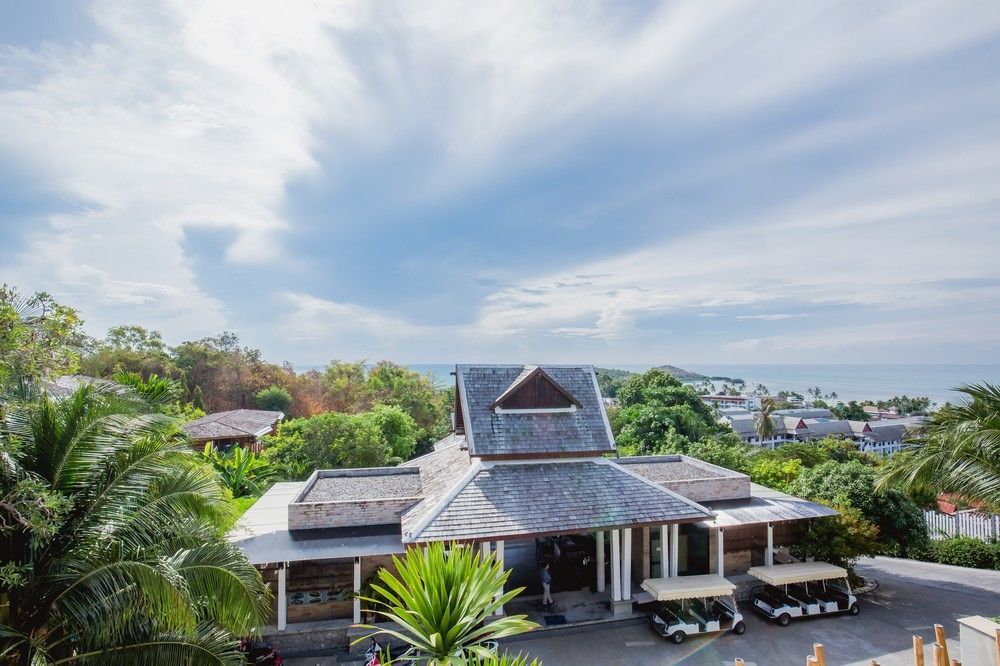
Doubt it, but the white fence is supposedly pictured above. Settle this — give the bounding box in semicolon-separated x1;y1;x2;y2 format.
924;510;1000;541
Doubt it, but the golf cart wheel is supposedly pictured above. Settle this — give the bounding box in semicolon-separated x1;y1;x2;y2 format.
732;621;746;635
849;603;860;616
777;613;791;627
670;631;686;644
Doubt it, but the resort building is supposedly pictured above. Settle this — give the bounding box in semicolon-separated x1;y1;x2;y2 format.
231;364;834;647
183;408;284;453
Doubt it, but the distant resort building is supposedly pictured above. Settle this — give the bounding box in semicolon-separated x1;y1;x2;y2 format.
719;408;926;455
700;394;756;410
183;409;284;453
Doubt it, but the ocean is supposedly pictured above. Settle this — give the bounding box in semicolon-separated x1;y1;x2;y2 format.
401;363;1000;406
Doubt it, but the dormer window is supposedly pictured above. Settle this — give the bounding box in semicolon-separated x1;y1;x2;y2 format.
490;365;583;414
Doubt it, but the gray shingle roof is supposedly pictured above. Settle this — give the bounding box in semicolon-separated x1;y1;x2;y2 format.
182;409;283;441
615;456;730;482
400;435;474;534
456;365;614;457
704;483;839;527
405;459;713;542
800;419;854;439
774;408;834;419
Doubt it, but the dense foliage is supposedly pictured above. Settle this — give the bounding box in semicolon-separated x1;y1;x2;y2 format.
255;385;292;413
879;384;1000;513
0;381;270;664
357;542;538;665
0;285;83;384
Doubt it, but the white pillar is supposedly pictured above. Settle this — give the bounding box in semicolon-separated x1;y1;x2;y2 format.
621;528;632;601
494;540;505;615
277;563;287;630
353;556;362;624
669;524;679;577
596;531;606;593
716;528;725;577
611;529;622;601
659;525;669;577
482;541;491;560
766;523;774;567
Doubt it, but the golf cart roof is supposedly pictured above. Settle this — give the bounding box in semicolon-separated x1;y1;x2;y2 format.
747;562;847;586
640;574;737;601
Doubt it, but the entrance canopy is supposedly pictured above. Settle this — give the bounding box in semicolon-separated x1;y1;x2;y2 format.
404;458;713;543
641;574;737;601
747;562;847;586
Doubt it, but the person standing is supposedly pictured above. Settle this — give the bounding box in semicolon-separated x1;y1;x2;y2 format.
540;562;553;607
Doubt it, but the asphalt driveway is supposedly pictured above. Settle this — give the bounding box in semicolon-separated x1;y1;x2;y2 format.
505;557;1000;665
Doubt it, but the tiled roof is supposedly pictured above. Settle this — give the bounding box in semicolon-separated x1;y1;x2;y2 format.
774;408;834;419
704;483;839;527
800;419;854;438
400;435;474;534
616;455;730;482
406;459;712;542
182;409;283;441
456;365;614;457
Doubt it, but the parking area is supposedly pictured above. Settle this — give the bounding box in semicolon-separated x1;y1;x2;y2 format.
505;557;1000;665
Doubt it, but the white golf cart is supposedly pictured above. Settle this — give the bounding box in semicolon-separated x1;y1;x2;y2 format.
641;574;746;644
747;561;859;626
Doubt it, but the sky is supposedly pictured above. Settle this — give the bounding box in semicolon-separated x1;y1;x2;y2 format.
2;1;1000;367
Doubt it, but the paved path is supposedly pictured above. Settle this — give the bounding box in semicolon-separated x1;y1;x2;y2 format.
503;557;1000;665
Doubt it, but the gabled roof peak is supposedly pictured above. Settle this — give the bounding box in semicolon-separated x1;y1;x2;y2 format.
489;364;582;410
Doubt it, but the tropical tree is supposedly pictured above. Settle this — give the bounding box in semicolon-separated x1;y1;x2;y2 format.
755;398;777;441
202;443;275;498
879;384;1000;513
0;285;83;384
0;382;270;663
255;385;292;413
356;542;538;665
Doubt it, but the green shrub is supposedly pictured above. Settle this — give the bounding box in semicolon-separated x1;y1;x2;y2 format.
927;537;1000;569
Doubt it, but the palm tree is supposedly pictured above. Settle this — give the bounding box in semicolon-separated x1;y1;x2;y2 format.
356;541;538;665
202;443;275;498
0;381;270;664
878;384;1000;513
755;398;777;442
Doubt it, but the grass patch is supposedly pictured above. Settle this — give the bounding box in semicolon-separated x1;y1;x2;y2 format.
233;495;259;517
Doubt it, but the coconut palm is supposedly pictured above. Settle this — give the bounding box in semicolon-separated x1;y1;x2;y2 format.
355;541;538;665
0;381;270;664
202;443;275;498
878;384;1000;513
755;398;777;442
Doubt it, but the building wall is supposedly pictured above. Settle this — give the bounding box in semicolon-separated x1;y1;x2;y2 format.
705;523;801;576
662;476;749;503
287;497;420;530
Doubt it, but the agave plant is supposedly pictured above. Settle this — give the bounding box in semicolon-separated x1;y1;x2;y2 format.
878;383;1000;512
355;541;538;665
0;381;271;664
201;443;275;498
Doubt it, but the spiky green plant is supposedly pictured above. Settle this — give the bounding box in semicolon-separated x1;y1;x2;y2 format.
355;542;538;665
878;384;1000;512
0;381;271;664
201;443;274;498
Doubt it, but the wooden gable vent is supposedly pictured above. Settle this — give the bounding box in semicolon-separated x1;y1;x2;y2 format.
490;366;582;413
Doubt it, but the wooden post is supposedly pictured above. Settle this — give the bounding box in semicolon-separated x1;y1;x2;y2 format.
813;643;826;666
807;657;818;666
934;625;949;664
913;635;924;666
735;660;744;666
950;660;960;666
933;644;946;666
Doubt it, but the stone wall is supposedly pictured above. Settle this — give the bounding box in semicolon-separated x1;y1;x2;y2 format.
287;496;420;530
663;475;749;503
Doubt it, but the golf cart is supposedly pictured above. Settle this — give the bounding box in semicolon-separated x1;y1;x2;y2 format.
641;574;746;644
747;561;859;626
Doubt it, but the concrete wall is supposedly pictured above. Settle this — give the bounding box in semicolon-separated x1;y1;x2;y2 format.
959;616;1000;664
287;496;419;530
663;475;749;503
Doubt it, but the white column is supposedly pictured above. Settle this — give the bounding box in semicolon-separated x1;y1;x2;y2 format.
670;524;679;577
494;540;505;615
766;523;774;567
481;541;491;560
277;563;287;630
716;528;725;577
621;528;632;601
659;525;668;577
353;556;362;624
610;529;622;601
596;531;606;593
